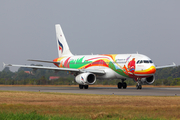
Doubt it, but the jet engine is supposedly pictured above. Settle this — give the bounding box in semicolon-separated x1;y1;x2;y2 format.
75;73;96;85
141;75;155;85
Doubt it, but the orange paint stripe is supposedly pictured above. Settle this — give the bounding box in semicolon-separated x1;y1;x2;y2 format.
134;66;156;74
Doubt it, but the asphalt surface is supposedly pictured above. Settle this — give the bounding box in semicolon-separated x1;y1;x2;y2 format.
0;86;180;96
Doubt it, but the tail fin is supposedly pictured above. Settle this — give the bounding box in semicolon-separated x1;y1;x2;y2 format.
55;24;73;57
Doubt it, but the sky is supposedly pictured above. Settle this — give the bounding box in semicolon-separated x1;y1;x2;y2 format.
0;1;180;71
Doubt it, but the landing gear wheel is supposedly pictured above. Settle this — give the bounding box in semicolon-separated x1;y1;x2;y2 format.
139;85;142;89
84;85;89;89
136;84;142;89
79;84;83;89
122;82;127;89
117;82;122;89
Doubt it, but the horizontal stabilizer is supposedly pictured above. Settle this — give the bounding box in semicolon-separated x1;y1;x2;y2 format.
28;59;60;64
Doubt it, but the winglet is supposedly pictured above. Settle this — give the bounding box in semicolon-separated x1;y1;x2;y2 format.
173;62;176;67
2;62;12;68
2;62;6;69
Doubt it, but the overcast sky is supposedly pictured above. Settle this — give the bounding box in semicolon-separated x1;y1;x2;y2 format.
0;1;180;71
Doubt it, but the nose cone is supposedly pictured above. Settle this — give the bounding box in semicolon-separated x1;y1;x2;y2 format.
148;65;156;74
134;65;156;75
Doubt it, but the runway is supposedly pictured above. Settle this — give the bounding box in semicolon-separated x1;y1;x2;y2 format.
0;86;180;96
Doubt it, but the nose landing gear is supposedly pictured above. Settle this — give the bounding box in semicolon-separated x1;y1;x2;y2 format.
136;78;142;89
136;84;142;89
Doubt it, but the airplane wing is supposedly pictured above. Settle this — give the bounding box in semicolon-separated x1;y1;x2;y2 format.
156;62;176;69
4;63;105;75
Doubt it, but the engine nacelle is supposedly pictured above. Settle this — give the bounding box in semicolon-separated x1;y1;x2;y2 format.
75;73;96;85
141;75;155;85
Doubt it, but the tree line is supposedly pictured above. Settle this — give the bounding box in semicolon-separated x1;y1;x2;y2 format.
0;66;180;86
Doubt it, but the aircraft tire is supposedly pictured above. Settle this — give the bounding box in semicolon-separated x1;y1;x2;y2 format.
139;85;142;89
136;85;139;89
84;85;89;89
122;82;127;89
117;82;122;89
79;84;83;89
136;85;142;89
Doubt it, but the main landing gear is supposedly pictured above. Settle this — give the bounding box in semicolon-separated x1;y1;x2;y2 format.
79;84;89;89
136;78;142;89
117;79;127;89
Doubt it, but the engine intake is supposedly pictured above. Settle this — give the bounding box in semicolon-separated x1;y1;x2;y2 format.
75;73;96;85
141;75;155;85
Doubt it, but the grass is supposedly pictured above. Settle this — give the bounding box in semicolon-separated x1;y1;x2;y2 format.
0;112;163;120
0;91;180;119
0;112;88;120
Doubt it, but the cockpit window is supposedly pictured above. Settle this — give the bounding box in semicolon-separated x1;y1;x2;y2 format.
149;60;153;63
144;60;149;63
139;60;143;64
136;60;153;64
136;60;140;64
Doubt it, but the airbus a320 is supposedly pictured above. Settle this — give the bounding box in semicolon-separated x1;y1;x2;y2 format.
5;24;176;89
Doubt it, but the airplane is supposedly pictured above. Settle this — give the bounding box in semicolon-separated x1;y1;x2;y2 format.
4;24;176;89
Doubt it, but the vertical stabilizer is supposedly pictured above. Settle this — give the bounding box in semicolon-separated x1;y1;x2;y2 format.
55;24;73;57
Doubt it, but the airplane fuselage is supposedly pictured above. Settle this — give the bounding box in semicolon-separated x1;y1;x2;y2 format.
53;54;156;80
